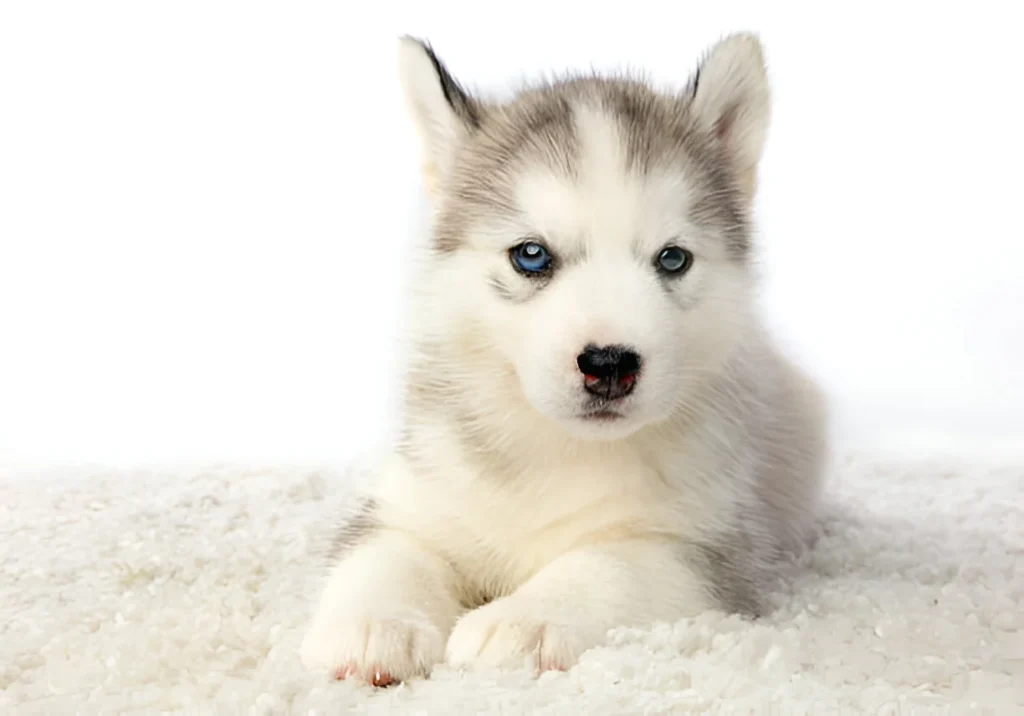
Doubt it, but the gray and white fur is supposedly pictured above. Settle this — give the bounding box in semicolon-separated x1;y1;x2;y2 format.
301;32;829;685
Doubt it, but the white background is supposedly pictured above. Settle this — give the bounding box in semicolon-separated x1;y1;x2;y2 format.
2;1;1022;468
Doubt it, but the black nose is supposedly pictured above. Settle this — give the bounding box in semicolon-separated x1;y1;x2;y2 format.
576;344;642;400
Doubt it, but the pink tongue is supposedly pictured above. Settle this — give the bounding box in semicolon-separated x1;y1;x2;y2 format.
585;374;634;384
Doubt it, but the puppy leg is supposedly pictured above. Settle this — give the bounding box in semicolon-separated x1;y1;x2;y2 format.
300;530;461;686
445;538;726;672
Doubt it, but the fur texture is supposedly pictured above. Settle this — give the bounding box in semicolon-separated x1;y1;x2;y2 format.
300;33;829;685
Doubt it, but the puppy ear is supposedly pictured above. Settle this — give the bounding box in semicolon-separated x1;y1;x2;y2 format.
397;36;480;197
687;33;771;198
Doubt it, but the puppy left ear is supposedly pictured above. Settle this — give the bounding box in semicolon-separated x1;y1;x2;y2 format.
397;36;480;197
687;33;771;198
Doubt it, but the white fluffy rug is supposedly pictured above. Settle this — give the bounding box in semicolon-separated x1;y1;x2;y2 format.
2;451;1022;714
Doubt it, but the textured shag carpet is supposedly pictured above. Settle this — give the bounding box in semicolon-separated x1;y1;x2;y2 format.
1;451;1022;714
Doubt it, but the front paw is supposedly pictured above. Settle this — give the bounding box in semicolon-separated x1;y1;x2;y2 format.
445;598;579;673
300;609;445;686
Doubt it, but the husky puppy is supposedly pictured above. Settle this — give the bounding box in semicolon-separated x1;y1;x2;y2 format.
301;32;829;686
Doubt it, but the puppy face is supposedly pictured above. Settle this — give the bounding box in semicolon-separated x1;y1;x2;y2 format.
398;35;770;439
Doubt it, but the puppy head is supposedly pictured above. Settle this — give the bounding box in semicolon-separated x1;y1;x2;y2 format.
398;35;770;439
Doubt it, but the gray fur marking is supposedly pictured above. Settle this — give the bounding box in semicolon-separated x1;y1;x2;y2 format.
689;538;764;617
327;497;379;564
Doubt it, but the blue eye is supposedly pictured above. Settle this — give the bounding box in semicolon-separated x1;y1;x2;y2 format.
656;246;693;275
510;240;552;275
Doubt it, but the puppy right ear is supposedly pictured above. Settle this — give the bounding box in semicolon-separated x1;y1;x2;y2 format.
398;36;480;196
686;32;771;200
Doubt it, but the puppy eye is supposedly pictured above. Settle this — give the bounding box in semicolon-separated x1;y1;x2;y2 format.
510;240;553;275
656;246;693;275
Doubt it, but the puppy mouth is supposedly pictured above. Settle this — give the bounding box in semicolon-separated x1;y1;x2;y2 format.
580;408;624;422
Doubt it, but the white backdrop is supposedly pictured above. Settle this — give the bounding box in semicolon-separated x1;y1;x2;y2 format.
2;1;1022;467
